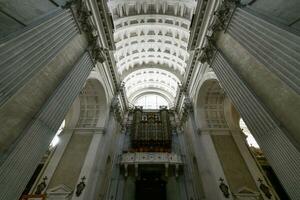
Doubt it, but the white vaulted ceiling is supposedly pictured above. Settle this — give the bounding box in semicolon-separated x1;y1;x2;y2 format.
124;68;180;106
108;0;196;107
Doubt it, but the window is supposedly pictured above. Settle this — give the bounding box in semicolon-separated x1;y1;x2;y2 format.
134;94;169;109
49;120;65;148
239;118;259;148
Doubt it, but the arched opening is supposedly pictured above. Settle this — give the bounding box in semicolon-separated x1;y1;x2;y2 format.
77;78;109;128
62;78;109;130
195;79;228;130
129;88;174;107
123;68;180;107
134;94;169;109
194;79;263;197
194;78;287;199
24;77;110;197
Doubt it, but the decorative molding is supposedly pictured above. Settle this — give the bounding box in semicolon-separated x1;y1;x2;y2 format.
233;186;260;199
180;96;193;125
75;176;86;197
257;178;272;199
73;1;107;64
198;0;240;65
111;94;123;123
120;152;183;165
46;184;73;200
35;176;48;195
66;127;106;134
219;177;230;198
121;152;182;178
209;0;239;33
198;36;217;64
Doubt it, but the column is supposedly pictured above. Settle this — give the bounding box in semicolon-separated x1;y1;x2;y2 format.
0;8;79;106
227;7;300;94
0;52;94;200
211;51;300;200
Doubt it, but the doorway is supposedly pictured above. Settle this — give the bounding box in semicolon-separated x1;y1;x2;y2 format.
135;171;166;200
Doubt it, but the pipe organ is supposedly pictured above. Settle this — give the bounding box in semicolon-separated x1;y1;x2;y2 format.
130;107;172;152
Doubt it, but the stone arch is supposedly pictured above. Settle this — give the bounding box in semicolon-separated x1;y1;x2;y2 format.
195;79;229;129
193;78;260;196
65;78;109;129
77;78;109;128
194;72;240;131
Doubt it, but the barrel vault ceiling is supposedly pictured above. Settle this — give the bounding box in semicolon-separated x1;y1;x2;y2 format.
108;0;197;107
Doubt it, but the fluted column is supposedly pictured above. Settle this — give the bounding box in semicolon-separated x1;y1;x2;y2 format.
227;7;300;94
211;51;300;200
0;8;79;107
0;52;94;200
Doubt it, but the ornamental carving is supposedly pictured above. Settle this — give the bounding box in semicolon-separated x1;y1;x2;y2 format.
199;36;216;64
258;178;272;199
180;96;193;125
65;0;106;63
121;153;183;165
210;0;238;31
219;178;230;198
75;176;86;197
35;176;48;195
199;0;240;64
111;95;122;123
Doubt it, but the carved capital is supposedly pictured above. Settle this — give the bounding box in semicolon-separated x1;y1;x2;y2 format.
111;96;122;122
73;1;107;63
180;97;193;125
210;0;240;32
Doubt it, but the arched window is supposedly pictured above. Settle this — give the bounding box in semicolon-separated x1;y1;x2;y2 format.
134;94;169;109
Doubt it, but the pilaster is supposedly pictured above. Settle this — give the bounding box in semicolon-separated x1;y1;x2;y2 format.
182;112;232;200
71;131;104;200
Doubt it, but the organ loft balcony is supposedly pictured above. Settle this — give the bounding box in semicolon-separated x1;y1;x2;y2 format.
120;106;183;178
